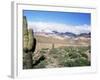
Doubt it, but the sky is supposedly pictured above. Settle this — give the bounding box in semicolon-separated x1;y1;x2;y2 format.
23;10;91;34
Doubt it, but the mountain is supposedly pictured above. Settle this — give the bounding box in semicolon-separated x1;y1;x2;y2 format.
52;31;77;38
35;30;91;39
78;32;91;38
52;31;91;38
61;32;77;38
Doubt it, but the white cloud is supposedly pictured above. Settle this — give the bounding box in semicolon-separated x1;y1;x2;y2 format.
28;21;90;34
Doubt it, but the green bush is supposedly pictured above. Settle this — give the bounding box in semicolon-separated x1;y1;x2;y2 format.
74;57;90;66
68;52;81;59
33;60;47;68
57;46;90;67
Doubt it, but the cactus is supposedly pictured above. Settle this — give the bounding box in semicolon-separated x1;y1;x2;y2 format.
23;16;28;51
23;52;33;69
52;43;55;49
23;16;36;69
27;29;34;51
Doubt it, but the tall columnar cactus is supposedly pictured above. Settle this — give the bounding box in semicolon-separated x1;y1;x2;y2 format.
28;29;34;51
23;16;36;69
23;16;29;51
52;43;54;49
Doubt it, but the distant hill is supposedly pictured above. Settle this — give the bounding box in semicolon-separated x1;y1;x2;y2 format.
52;30;91;38
78;32;91;38
35;31;90;46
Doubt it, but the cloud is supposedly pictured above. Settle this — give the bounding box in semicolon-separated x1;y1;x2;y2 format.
28;21;90;34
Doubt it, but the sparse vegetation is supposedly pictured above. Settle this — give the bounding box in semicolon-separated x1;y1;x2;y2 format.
32;46;90;68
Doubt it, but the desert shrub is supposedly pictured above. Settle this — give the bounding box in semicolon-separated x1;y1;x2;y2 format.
57;46;90;67
80;53;88;58
59;57;90;67
33;60;47;68
50;48;59;54
68;52;81;59
62;59;75;67
74;57;90;66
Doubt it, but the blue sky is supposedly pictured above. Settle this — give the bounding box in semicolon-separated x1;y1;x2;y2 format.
23;10;91;26
23;10;91;34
